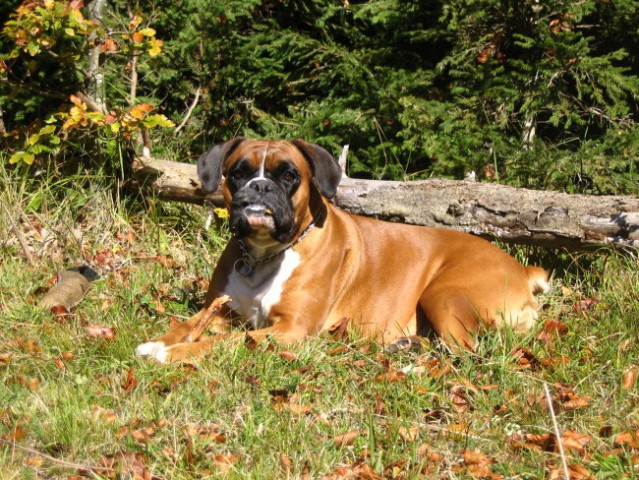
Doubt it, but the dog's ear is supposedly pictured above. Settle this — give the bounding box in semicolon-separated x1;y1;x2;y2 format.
291;140;342;199
197;138;245;193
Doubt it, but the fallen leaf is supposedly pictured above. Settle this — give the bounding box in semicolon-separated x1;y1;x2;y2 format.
279;452;292;472
547;462;595;480
459;449;502;479
51;304;72;321
398;424;419;442
25;454;44;467
506;433;555;452
274;403;314;415
211;453;240;474
511;347;541;370
122;367;137;393
543;320;569;334
375;369;407;383
557;385;591;411
327;346;348;355
7;422;28;441
328;317;351;340
573;297;599;315
334;430;359;447
561;430;592;453
183;423;227;444
17;338;41;355
278;350;297;362
613;430;639;449
131;427;156;444
622;368;638;391
96;451;151;479
85;324;116;340
93;406;117;424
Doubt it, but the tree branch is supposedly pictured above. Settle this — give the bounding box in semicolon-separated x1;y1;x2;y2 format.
175;85;202;135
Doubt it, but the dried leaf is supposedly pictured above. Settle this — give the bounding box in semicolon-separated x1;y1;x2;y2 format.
183;423;226;444
573;297;600;314
328;316;351;340
561;430;592;453
122;367;137;393
85;324;116;340
398;424;419;442
613;430;639;449
334;430;359;447
278;350;297;362
25;454;44;467
279;452;293;472
506;433;555;452
211;453;240;474
96;451;151;479
460;449;501;479
622;368;638;391
375;369;407;383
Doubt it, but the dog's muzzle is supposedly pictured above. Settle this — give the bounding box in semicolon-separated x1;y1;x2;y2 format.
230;179;294;241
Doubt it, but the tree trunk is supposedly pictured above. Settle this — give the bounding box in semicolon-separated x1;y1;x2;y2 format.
87;0;107;112
130;157;639;251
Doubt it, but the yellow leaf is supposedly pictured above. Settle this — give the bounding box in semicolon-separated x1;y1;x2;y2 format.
148;39;163;57
69;94;87;109
214;208;229;219
138;28;156;37
130;103;154;120
10;152;35;165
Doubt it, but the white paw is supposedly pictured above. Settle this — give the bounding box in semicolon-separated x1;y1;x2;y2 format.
135;341;168;363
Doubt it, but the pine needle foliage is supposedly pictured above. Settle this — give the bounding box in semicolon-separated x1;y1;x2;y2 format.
2;0;639;192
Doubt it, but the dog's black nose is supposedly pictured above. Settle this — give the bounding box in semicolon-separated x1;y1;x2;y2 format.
249;179;274;193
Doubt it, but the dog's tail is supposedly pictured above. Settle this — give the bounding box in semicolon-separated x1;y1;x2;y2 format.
525;266;551;294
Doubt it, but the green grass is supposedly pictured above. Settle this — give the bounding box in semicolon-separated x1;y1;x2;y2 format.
1;169;639;479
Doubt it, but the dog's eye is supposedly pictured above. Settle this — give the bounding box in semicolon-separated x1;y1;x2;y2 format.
281;170;297;182
230;169;245;181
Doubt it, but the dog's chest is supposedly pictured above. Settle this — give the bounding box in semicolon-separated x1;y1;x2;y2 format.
224;250;301;329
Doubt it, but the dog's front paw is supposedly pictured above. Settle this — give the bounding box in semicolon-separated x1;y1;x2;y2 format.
135;341;169;363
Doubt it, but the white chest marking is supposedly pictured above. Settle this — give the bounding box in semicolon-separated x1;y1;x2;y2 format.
224;249;301;329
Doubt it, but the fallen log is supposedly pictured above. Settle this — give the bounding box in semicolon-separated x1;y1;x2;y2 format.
130;156;639;250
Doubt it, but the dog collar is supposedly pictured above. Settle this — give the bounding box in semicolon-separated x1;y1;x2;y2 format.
234;220;316;276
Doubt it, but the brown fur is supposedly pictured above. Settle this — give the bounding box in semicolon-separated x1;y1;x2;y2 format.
137;140;548;362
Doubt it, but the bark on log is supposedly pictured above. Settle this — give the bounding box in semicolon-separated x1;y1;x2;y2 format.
130;157;639;250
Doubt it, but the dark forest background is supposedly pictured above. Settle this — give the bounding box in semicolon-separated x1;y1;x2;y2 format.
2;0;639;193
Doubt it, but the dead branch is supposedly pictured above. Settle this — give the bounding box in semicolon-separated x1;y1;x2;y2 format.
129;156;639;251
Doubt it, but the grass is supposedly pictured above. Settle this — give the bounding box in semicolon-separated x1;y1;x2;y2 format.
1;166;639;479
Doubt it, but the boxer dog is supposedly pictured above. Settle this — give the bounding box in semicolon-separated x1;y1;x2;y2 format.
136;139;549;362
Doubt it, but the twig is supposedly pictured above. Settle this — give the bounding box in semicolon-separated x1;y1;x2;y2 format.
544;382;571;480
0;438;105;478
2;203;35;267
74;91;107;115
175;85;202;134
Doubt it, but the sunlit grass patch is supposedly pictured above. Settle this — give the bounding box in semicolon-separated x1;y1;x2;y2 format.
1;168;638;478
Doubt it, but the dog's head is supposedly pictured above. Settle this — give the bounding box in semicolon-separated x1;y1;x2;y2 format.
197;139;341;244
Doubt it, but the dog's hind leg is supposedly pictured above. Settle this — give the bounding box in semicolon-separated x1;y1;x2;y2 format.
418;289;479;352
